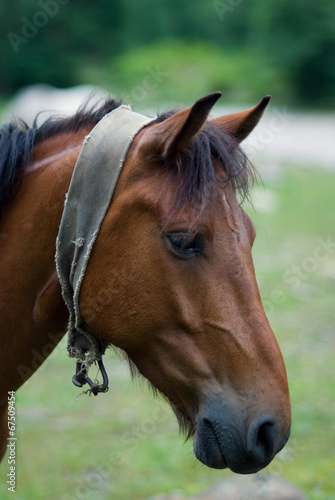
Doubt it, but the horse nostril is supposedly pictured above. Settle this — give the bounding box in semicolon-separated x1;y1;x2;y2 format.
247;416;277;464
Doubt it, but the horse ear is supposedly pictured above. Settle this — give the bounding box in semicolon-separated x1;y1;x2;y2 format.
139;92;222;161
211;96;271;142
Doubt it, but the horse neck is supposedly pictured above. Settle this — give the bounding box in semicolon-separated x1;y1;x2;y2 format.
0;129;89;398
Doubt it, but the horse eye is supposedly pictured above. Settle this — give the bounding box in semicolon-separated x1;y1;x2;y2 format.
165;232;204;258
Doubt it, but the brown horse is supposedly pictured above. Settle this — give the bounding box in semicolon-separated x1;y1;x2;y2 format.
0;92;291;474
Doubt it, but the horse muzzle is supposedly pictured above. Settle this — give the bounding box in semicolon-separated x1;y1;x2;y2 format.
193;397;291;474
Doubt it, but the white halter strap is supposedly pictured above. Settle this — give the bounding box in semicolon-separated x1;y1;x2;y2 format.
55;105;155;365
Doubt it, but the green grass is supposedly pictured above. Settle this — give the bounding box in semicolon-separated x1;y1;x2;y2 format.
246;166;335;500
0;165;334;500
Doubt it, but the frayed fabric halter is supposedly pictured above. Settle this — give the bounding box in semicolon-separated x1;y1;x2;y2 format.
55;105;155;394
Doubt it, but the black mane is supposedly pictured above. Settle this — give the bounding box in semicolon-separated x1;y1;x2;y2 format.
0;97;254;217
0;122;36;214
0;98;121;215
154;110;255;220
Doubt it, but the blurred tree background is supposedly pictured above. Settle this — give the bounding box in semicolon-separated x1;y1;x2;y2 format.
0;0;334;108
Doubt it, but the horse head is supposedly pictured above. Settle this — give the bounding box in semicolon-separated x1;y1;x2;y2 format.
79;94;291;474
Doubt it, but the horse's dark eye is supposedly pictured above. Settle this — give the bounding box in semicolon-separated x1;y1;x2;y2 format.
166;232;204;258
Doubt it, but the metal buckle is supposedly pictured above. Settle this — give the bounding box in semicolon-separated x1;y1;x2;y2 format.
72;359;109;396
